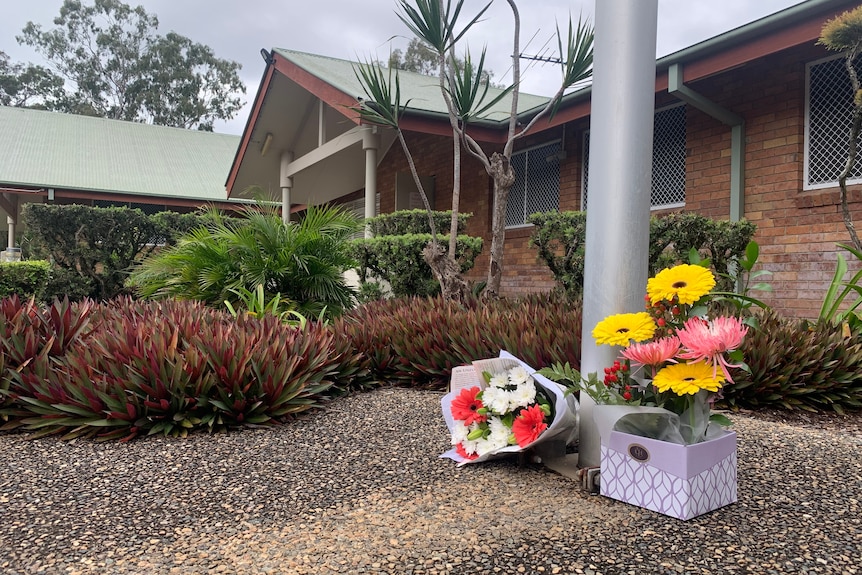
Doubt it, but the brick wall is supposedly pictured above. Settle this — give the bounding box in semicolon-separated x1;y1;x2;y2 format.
371;40;862;317
684;42;862;319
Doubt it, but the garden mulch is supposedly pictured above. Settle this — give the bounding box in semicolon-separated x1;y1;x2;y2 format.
1;387;860;575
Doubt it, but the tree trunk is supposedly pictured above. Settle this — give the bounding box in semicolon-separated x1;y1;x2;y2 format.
840;52;862;253
424;240;470;303
484;152;516;299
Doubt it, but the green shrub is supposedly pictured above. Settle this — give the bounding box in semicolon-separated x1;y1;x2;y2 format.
351;209;482;298
339;294;583;389
725;309;862;413
21;204;213;302
367;209;469;236
528;211;757;296
351;234;484;297
0;260;51;300
128;203;361;319
0;297;369;440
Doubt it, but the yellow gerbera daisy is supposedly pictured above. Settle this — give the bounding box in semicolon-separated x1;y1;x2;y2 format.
592;312;657;346
647;264;716;305
652;362;725;395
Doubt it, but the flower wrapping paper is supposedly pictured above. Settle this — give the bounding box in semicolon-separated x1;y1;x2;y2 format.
440;351;579;466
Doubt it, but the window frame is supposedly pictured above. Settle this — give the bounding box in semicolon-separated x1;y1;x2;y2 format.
581;102;687;211
504;139;563;230
803;52;862;191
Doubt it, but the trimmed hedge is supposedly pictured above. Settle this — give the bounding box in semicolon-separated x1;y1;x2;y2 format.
528;211;757;296
21;204;212;302
0;260;50;300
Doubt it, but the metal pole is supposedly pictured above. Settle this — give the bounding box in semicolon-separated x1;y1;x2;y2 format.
579;0;658;468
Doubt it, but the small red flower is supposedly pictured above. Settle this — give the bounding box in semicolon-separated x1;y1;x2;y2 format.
450;386;486;426
657;318;666;327
511;404;548;447
623;391;632;401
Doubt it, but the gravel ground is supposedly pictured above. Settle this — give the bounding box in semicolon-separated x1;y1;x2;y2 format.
1;387;860;575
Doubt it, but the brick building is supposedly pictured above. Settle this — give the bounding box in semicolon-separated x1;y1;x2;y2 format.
228;0;862;318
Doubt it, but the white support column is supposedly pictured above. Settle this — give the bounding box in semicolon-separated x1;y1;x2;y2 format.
579;0;658;468
362;127;380;238
3;193;18;248
280;151;294;224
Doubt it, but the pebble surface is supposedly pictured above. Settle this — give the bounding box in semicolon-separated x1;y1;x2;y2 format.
1;387;860;575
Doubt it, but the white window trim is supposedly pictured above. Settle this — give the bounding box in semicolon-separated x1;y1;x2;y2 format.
504;139;563;230
804;53;862;191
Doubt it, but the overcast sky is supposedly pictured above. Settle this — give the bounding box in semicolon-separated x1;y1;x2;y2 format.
1;0;808;135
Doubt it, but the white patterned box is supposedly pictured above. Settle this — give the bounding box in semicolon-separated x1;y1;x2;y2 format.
600;431;737;520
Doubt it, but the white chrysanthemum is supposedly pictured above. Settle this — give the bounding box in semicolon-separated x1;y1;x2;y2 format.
510;379;537;409
482;385;511;415
488;417;512;445
461;439;479;455
451;420;471;445
508;366;529;386
475;438;500;457
489;373;509;388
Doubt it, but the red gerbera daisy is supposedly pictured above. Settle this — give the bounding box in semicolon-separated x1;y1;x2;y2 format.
511;404;548;447
450;386;487;426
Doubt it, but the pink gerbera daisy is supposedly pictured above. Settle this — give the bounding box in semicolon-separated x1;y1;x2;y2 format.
450;386;487;426
676;316;748;383
622;336;681;374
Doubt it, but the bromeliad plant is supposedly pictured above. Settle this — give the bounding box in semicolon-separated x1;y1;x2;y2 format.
542;264;749;444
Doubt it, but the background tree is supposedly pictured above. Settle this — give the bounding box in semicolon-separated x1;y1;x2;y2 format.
15;0;245;130
389;37;501;87
0;51;64;108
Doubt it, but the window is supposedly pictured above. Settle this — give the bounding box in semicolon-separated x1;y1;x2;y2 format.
582;104;686;210
805;54;862;189
505;140;562;228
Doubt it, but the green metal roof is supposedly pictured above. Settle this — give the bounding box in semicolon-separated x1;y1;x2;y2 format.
0;106;241;202
272;48;551;122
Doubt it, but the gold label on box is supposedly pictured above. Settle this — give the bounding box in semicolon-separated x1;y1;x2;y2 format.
628;443;650;463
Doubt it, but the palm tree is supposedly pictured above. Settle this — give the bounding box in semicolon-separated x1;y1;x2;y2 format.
127;202;361;319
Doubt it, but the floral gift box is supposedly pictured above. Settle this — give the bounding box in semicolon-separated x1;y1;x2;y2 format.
596;406;737;520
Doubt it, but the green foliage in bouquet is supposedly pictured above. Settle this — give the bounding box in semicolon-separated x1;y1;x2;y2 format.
339;294;582;388
725;309;862;413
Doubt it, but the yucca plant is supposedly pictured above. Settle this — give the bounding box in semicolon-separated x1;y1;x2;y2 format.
128;202;360;319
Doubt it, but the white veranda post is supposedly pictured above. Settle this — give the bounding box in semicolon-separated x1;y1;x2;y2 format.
579;0;658;468
363;127;379;238
280;151;294;224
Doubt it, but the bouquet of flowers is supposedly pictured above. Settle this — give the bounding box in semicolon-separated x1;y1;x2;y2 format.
542;264;748;445
441;352;579;465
